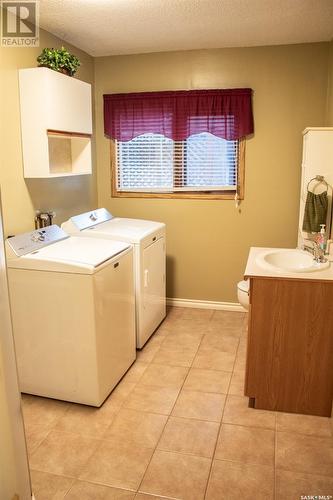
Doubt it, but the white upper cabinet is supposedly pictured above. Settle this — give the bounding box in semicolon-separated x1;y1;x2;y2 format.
298;127;333;247
19;68;92;178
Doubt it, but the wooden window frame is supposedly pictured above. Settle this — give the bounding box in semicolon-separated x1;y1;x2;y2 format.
110;137;245;200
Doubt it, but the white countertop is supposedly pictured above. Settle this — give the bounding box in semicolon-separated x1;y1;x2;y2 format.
244;247;333;281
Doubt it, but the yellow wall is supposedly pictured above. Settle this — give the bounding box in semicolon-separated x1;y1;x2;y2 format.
0;29;96;237
326;40;333;125
94;43;329;302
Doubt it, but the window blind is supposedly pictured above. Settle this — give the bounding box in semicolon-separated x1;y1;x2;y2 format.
117;134;173;192
116;133;238;193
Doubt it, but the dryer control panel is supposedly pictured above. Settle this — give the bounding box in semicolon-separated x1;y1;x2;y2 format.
64;208;113;232
6;225;69;256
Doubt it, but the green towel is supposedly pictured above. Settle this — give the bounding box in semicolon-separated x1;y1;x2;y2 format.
302;190;328;233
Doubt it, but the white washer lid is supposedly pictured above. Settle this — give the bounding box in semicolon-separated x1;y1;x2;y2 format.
7;236;130;274
238;280;249;292
82;217;165;243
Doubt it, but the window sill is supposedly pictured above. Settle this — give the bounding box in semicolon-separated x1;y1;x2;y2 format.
111;191;242;200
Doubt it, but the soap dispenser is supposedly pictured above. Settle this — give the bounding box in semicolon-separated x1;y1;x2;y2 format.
317;224;327;252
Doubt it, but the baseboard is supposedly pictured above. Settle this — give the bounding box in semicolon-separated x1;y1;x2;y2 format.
166;297;246;312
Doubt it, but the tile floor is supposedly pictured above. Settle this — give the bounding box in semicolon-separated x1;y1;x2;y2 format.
22;307;333;499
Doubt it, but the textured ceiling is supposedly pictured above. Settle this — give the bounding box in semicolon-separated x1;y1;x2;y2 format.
39;0;333;57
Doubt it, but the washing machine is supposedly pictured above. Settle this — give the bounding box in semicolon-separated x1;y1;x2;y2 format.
62;209;166;348
6;225;136;407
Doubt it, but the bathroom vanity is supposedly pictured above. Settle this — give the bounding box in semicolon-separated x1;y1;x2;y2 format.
244;247;333;417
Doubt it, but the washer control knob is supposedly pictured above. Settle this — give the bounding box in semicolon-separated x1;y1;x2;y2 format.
31;233;45;242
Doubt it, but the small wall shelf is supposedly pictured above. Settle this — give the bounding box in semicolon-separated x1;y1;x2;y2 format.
19;68;93;178
47;130;91;176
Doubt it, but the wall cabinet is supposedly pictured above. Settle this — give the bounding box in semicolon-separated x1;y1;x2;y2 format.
245;277;333;417
19;68;92;178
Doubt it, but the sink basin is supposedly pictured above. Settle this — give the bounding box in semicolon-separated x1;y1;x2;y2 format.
256;249;330;273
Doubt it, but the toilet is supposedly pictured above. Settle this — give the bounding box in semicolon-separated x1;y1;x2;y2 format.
237;280;249;310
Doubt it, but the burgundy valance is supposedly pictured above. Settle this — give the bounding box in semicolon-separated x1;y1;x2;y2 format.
103;88;253;142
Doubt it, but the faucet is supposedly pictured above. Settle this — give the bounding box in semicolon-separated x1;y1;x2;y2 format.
302;240;327;263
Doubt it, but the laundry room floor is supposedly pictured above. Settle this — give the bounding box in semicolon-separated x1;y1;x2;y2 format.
22;307;333;500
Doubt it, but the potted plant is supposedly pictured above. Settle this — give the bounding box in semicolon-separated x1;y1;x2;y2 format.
37;47;81;77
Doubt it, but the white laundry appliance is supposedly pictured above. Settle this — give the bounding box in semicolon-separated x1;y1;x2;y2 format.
6;225;136;407
62;209;166;348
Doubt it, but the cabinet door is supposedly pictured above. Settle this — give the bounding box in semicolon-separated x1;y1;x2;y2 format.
46;70;92;134
141;237;166;346
246;277;333;417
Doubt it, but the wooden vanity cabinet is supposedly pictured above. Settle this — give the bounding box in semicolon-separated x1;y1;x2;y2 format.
245;276;333;417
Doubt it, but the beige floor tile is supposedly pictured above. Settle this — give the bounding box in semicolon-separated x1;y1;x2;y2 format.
207;323;244;338
138;363;188;389
215;423;275;466
29;430;100;477
136;343;161;363
275;469;333;500
139;450;211;500
240;332;248;343
201;333;239;353
184;368;231;394
158;315;186;331
276;411;332;437
276;431;333;476
206;459;274;500
239;336;248;349
24;425;51;456
223;395;276;429
123;385;180;415
135;494;174;500
152;345;197;367
31;470;74;500
123;362;149;383
65;480;135;499
142;335;165;351
106;381;137;408
161;331;203;350
228;370;246;396
182;308;214;321
91;381;136;419
104;408;167;447
54;402;118;439
233;351;247;372
22;395;69;433
158;416;219;458
162;317;210;334
172;389;225;422
193;347;236;371
150;332;167;345
165;306;185;319
157;317;179;333
211;310;245;326
80;438;154;490
152;322;171;338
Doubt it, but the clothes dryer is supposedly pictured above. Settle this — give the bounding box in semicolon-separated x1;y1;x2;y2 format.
62;209;166;348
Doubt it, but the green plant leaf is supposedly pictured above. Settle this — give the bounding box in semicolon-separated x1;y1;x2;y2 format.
36;47;81;76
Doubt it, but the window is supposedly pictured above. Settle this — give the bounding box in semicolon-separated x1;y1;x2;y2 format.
113;133;244;198
104;89;252;199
